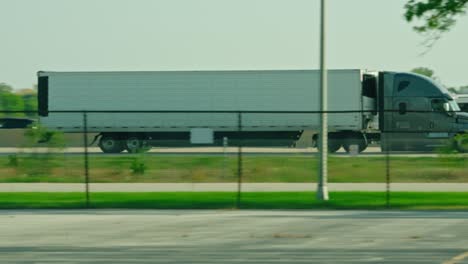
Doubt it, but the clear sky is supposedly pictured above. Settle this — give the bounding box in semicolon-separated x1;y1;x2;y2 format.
1;0;467;89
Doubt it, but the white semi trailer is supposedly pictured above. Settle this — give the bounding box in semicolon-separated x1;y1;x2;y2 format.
37;69;468;153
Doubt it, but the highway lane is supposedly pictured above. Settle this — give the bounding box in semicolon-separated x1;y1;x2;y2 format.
1;210;468;263
0;146;453;157
0;146;381;153
1;183;468;192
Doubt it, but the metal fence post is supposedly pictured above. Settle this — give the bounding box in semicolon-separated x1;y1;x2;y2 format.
83;111;90;208
223;137;228;179
385;131;391;208
237;112;243;209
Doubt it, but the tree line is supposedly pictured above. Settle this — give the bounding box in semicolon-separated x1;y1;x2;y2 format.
411;67;468;94
0;83;37;118
405;0;468;49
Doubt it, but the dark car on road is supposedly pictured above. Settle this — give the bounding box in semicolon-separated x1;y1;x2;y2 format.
0;118;34;129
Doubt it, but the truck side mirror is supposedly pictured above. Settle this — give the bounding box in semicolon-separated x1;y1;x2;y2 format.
443;102;450;112
398;102;407;115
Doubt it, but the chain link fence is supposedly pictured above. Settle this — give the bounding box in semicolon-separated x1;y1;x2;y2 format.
0;110;467;209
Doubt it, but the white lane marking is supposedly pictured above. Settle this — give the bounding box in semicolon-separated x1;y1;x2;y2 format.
443;251;468;264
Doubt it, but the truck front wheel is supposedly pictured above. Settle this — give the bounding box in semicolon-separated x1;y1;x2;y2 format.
315;135;342;153
328;139;342;153
98;135;125;153
343;133;368;153
455;134;468;153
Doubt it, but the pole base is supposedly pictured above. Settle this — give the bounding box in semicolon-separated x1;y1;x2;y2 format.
316;185;329;201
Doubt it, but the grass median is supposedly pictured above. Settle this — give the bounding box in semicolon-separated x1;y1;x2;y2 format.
1;192;468;210
1;154;467;183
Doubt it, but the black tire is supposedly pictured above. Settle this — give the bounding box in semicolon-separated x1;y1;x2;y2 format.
125;137;152;153
316;136;342;153
455;134;468;153
140;140;152;153
98;135;125;153
343;134;368;153
125;137;142;153
328;139;342;153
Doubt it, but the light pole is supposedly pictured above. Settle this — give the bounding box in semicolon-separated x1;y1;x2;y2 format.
317;0;329;201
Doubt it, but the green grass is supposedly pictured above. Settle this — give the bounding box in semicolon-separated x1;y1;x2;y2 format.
2;192;468;210
1;154;467;183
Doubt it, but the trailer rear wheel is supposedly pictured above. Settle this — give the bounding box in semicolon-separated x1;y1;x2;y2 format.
125;137;152;153
139;140;152;153
98;135;124;153
125;137;141;153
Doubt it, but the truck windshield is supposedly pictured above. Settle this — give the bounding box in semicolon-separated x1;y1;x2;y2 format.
449;100;461;112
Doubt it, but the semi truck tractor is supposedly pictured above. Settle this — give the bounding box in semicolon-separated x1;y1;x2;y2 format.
37;69;468;153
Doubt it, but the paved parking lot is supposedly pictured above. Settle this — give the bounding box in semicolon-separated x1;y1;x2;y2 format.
1;210;468;263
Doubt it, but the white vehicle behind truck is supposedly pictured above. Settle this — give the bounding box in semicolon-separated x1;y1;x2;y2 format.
455;94;468;112
37;69;468;153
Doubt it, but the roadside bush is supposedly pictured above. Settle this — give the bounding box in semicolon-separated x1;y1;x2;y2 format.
437;134;468;155
23;125;65;149
437;142;458;155
454;134;468;153
6;154;18;168
130;156;147;175
18;125;66;177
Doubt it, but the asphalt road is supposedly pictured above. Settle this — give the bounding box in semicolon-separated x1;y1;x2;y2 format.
0;146;381;154
1;210;468;263
0;146;450;158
